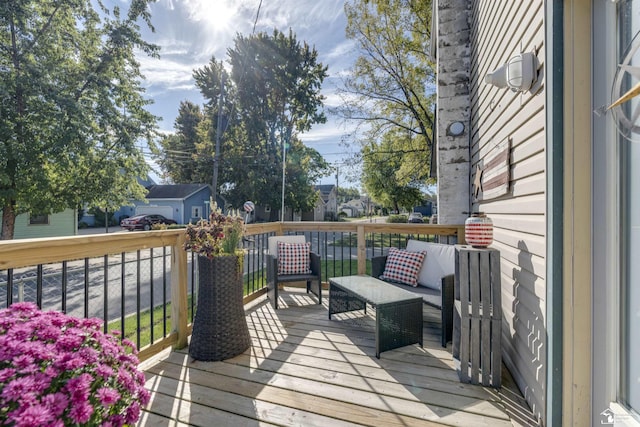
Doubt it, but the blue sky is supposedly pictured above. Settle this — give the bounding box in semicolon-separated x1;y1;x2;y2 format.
120;0;358;185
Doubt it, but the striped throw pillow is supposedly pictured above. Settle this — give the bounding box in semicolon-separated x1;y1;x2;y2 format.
380;247;426;287
277;241;312;275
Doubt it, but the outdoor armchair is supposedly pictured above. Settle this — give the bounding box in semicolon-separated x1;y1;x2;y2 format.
266;235;322;309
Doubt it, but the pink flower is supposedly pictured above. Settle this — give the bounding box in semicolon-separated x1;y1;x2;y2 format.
12;354;35;369
65;373;92;404
2;376;37;401
95;364;115;380
0;368;16;382
42;392;69;418
97;387;121;406
139;388;151;406
108;414;126;427
56;329;85;351
69;401;94;424
10;403;54;427
125;401;141;424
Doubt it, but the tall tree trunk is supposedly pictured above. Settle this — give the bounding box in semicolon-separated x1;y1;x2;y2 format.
1;202;16;240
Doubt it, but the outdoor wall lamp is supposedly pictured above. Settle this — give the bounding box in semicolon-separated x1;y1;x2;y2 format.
485;52;538;92
447;121;465;136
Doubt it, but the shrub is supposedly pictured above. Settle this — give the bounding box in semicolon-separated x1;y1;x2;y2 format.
386;214;408;223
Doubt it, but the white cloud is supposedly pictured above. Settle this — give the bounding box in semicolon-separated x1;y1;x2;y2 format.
137;54;199;92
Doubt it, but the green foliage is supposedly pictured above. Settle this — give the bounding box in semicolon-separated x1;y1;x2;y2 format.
157;101;207;184
184;208;244;258
338;0;435;190
88;207;117;227
337;187;361;203
387;214;409;223
362;131;425;212
0;0;158;239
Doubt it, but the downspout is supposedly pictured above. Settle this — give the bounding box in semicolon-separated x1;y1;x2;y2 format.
546;1;563;426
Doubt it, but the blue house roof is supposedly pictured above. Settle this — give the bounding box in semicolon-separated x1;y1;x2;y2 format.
145;184;209;200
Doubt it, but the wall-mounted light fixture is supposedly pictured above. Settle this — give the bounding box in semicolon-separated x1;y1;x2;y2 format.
447;121;465;136
485;52;537;92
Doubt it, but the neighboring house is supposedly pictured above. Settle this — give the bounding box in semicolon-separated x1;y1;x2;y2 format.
82;176;158;225
2;209;77;239
339;198;365;218
434;1;637;426
122;184;219;225
304;185;337;221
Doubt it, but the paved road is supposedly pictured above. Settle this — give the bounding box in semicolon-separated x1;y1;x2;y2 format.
77;225;127;235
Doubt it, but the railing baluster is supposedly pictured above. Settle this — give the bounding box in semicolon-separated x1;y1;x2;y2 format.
103;255;108;333
150;247;154;344
7;269;13;307
36;264;43;309
121;252;126;340
61;261;68;313
136;250;141;350
84;259;89;318
163;246;167;337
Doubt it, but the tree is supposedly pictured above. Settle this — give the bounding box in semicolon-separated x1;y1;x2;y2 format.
362;131;424;212
337;187;361;204
0;0;158;239
338;0;435;187
155;31;330;217
227;29;329;217
157;101;207;184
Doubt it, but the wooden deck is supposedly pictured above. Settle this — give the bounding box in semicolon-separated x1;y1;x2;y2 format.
139;288;538;426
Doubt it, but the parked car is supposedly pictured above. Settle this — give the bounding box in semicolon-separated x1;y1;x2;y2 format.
407;212;424;223
120;214;177;231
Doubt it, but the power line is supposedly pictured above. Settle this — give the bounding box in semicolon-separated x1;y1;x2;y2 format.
252;0;263;34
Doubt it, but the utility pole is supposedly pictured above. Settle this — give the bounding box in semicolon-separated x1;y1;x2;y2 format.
280;136;287;222
211;64;225;207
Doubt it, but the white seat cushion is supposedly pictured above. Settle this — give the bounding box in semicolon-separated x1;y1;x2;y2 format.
268;235;307;258
405;240;455;291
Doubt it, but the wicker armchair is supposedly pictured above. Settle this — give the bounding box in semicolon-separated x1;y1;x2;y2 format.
266;235;322;309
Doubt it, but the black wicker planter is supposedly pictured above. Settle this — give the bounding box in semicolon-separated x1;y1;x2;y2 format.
189;254;251;361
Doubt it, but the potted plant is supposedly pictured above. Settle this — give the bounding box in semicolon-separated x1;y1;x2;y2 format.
0;302;150;426
183;206;251;361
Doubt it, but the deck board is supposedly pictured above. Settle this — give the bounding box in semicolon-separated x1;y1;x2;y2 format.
140;288;538;427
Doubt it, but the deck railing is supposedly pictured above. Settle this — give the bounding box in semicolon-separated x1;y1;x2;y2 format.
0;221;464;362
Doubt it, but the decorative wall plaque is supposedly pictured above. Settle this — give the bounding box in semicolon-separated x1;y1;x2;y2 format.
474;137;511;201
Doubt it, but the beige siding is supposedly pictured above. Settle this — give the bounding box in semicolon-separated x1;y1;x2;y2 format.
469;0;545;421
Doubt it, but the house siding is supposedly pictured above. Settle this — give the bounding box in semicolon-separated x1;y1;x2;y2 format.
10;209;77;239
469;0;545;421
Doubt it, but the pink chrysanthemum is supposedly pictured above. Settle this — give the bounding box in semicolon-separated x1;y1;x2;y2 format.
97;387;121;406
0;303;146;426
69;401;94;424
10;403;54;427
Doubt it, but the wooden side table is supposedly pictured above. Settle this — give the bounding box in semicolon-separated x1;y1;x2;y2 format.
452;245;502;387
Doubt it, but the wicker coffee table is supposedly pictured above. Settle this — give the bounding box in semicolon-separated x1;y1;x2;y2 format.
328;275;423;358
